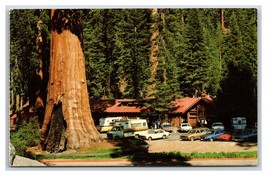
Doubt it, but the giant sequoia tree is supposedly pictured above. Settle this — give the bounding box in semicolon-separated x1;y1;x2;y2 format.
40;10;102;152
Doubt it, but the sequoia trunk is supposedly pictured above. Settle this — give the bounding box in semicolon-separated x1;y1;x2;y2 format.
41;9;102;152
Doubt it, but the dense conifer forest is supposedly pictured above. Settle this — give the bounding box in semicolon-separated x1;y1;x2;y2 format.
9;8;257;126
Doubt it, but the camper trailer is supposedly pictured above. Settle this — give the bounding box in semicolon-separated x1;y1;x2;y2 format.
98;116;123;132
107;119;148;139
232;117;246;130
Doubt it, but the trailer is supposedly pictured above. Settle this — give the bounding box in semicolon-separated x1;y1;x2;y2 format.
98;116;123;132
232;117;246;130
107;119;148;139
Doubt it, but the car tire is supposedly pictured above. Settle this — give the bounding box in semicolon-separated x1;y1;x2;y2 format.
190;137;194;141
162;135;166;139
148;137;152;141
135;134;139;138
210;138;213;142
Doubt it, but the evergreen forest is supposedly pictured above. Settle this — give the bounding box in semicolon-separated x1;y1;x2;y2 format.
9;8;258;126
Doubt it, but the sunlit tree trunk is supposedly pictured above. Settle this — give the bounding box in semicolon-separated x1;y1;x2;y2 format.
41;9;102;152
32;10;46;127
221;9;228;34
148;8;159;96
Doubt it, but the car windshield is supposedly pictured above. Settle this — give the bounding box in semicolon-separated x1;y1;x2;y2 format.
188;129;196;134
206;130;215;134
243;129;254;135
213;123;223;126
111;126;122;131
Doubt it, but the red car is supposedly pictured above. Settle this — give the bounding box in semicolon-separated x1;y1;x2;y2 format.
216;133;232;141
217;130;244;141
216;130;237;141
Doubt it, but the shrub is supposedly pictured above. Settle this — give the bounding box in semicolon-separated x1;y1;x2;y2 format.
10;116;40;157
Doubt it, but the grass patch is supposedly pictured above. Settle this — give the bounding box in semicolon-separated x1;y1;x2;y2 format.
130;151;257;162
33;150;257;161
77;148;117;154
32;148;128;161
178;151;257;159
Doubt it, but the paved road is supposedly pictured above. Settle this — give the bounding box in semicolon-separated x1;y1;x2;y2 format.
41;158;258;167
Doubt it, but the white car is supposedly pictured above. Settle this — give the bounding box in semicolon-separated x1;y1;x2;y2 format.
211;122;225;131
161;123;173;132
140;129;170;140
179;123;193;132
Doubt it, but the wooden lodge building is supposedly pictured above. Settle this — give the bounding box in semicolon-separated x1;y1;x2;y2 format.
90;96;215;128
169;97;215;128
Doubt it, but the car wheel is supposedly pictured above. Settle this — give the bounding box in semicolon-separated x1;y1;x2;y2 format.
148;137;152;141
210;138;213;142
190;137;194;141
135;134;139;138
162;135;166;139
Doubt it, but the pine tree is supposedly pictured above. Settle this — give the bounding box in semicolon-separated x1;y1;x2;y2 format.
180;9;209;96
149;9;183;111
201;9;223;96
113;9;151;98
217;8;257;126
83;9;118;99
10;9;50;114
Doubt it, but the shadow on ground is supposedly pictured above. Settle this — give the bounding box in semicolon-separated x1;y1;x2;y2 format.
235;141;258;150
108;138;191;166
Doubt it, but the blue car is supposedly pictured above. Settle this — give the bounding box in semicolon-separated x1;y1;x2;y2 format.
232;128;257;142
200;129;225;141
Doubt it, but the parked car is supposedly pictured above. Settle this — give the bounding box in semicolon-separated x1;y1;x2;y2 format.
216;129;234;141
211;122;225;131
161;123;173;132
180;127;209;141
178;123;193;132
140;129;170;140
245;133;257;142
230;129;244;141
232;128;257;142
200;129;225;141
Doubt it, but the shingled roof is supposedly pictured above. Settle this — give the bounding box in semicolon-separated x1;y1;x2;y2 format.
105;99;150;113
170;97;201;114
90;99;151;113
171;96;214;114
90;97;214;114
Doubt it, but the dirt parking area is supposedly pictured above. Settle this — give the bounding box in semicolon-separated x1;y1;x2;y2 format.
146;140;258;153
99;132;258;153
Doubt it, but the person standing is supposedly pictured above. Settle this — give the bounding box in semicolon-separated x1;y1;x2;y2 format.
157;120;160;129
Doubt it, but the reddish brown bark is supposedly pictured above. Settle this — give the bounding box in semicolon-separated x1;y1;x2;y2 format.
148;8;159;96
221;9;229;34
29;10;45;112
41;9;102;151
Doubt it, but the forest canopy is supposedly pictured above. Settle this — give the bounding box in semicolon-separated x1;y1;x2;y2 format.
9;8;257;125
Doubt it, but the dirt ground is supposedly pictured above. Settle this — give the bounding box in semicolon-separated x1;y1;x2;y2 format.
27;137;258;155
78;139;258;153
146;140;258;153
